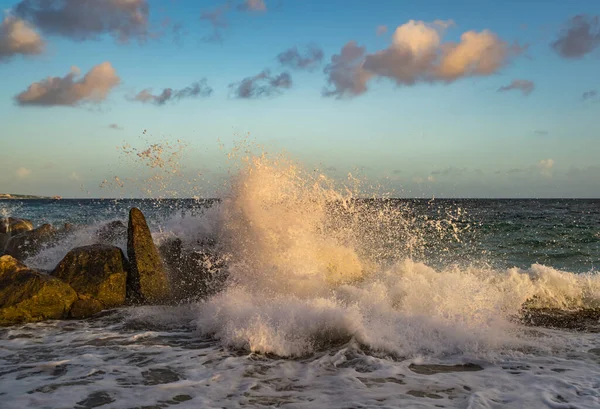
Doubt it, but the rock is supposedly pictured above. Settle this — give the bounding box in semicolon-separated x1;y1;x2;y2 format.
520;307;600;332
127;208;170;304
1;217;34;253
0;255;77;326
69;296;105;319
51;244;128;311
408;363;484;375
96;220;127;245
159;237;228;302
0;233;9;253
0;217;33;235
4;224;58;261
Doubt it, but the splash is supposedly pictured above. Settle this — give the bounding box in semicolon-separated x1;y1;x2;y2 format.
100;130;203;199
186;143;600;357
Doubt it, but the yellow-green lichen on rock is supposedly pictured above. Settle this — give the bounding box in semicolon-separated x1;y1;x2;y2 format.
51;244;128;310
127;208;171;304
0;255;77;326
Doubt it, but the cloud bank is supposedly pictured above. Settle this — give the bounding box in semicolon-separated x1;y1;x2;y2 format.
277;44;324;71
497;79;535;96
552;15;600;59
15;62;120;107
0;15;45;61
131;80;213;105
14;0;151;43
229;70;292;99
16;167;32;179
582;89;597;101
324;20;525;98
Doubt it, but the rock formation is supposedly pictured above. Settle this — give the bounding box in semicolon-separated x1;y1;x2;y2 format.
51;244;129;317
127;208;171;304
0;255;77;325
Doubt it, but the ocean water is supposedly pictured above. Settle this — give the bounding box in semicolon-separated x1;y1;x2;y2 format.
1;155;600;408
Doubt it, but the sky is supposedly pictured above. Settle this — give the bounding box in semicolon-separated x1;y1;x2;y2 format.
0;0;599;198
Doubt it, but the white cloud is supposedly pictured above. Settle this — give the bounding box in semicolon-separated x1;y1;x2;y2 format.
15;62;120;107
69;172;81;181
324;19;525;98
0;15;45;62
538;158;554;177
16;167;31;178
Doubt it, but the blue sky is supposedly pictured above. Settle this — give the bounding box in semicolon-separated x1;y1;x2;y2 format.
0;0;599;198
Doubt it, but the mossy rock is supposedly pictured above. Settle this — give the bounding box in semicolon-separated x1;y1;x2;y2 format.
127;208;171;304
70;296;105;319
4;224;58;261
0;255;77;326
51;244;128;309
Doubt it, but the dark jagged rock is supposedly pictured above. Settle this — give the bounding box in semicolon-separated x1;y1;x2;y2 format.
0;255;77;326
127;208;170;304
408;363;484;375
0;217;33;235
159;238;228;302
96;220;127;245
520;307;600;332
1;217;34;254
0;234;9;253
51;244;128;312
4;224;58;261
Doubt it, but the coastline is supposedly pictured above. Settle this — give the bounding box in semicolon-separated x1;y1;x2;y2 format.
0;194;60;200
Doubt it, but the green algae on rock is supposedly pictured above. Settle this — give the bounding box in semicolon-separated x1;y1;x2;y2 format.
127;207;171;304
51;244;128;310
0;255;77;326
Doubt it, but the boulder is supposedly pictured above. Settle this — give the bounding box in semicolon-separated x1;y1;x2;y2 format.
159;237;228;302
69;297;105;319
1;217;34;254
127;208;170;304
4;224;58;261
0;217;33;235
51;244;128;311
96;220;127;245
0;255;77;326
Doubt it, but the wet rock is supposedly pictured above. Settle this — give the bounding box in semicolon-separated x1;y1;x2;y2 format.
159;237;228;302
127;208;170;304
1;217;34;253
0;217;33;235
4;223;58;261
69;297;105;319
0;255;77;326
408;363;483;375
75;391;115;409
0;234;9;253
520;307;600;332
96;220;127;245
141;367;182;385
51;244;128;314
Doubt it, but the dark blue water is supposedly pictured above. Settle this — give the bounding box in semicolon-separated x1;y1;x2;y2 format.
1;198;599;273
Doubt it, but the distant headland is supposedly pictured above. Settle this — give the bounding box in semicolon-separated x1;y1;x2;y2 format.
0;194;61;200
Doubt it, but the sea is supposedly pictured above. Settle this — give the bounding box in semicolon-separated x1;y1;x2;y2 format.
1;156;599;409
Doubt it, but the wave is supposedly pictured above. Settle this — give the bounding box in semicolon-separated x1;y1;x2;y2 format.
19;145;600;358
